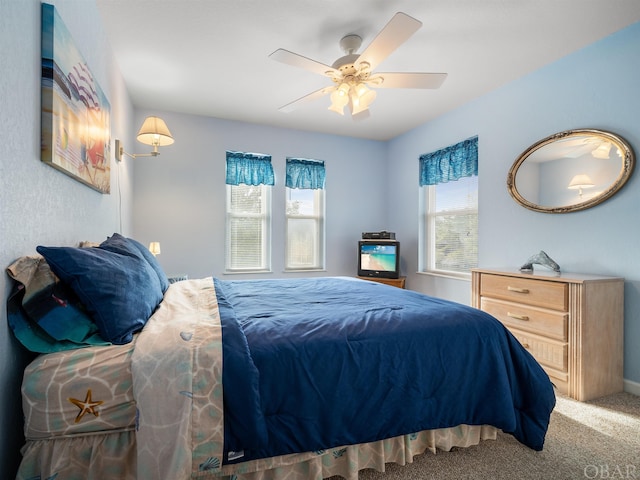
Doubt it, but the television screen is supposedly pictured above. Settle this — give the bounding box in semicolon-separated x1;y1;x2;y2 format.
358;241;400;279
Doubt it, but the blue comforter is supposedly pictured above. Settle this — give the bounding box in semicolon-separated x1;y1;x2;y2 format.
214;277;555;463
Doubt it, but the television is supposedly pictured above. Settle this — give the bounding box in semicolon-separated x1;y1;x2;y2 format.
357;240;400;279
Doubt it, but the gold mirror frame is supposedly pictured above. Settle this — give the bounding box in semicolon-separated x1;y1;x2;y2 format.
507;129;635;213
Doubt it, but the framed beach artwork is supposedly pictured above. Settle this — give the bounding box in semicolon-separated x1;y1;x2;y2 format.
41;3;111;194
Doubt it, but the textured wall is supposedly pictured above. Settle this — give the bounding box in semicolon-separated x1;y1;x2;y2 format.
0;0;134;477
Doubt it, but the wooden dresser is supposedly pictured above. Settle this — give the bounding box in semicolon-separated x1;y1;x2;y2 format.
471;268;624;401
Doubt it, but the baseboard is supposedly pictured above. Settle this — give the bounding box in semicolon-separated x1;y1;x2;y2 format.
623;378;640;396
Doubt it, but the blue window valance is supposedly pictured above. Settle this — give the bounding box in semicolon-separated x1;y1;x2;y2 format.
419;136;478;186
285;158;326;190
226;151;275;186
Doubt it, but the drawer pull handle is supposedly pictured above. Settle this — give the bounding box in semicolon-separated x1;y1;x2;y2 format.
507;286;529;294
507;312;529;321
521;343;530;349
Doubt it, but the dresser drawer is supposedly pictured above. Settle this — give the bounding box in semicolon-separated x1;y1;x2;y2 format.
481;298;568;341
480;274;567;311
508;328;568;373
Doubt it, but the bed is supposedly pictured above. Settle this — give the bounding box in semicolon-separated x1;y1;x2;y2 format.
10;236;555;480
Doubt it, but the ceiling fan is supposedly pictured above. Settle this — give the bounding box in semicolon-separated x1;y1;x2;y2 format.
269;12;447;118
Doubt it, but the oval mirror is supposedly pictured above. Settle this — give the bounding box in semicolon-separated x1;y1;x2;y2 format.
507;129;635;213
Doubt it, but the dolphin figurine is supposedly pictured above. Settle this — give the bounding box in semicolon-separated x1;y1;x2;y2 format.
520;250;561;273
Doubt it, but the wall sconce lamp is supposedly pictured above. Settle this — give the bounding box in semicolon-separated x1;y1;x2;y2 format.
115;116;174;162
568;174;595;198
148;242;161;256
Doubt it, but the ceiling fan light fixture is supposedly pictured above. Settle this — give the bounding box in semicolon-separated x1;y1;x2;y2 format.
592;142;612;159
354;83;377;108
329;83;350;115
328;102;345;115
270;13;447;118
337;82;350;97
353;82;368;98
350;98;368;116
330;87;349;105
348;83;377;115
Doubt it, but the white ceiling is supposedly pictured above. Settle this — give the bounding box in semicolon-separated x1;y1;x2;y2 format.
95;0;640;141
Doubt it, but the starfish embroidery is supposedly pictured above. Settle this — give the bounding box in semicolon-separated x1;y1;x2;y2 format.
69;388;104;423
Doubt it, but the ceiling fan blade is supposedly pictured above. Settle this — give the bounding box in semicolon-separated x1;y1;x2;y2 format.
269;49;339;77
355;12;422;71
373;72;447;89
278;86;335;113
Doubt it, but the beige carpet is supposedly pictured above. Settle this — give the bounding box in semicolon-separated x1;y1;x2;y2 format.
352;392;640;480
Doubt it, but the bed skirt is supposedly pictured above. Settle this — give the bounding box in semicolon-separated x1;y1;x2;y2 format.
17;425;497;480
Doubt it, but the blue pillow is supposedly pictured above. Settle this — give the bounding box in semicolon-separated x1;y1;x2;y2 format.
125;236;170;293
37;236;164;345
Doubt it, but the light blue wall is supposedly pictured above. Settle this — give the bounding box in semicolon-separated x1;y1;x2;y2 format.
131;110;388;280
388;22;640;387
0;0;134;477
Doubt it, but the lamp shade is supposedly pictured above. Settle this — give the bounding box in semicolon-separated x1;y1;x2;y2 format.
353;83;376;106
137;117;174;147
568;174;595;189
328;102;345;115
148;242;161;256
350;83;377;115
328;84;350;115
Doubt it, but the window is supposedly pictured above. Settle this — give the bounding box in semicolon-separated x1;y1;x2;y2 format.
419;137;478;277
225;151;274;272
286;188;325;270
285;158;326;271
226;184;271;271
422;176;478;275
